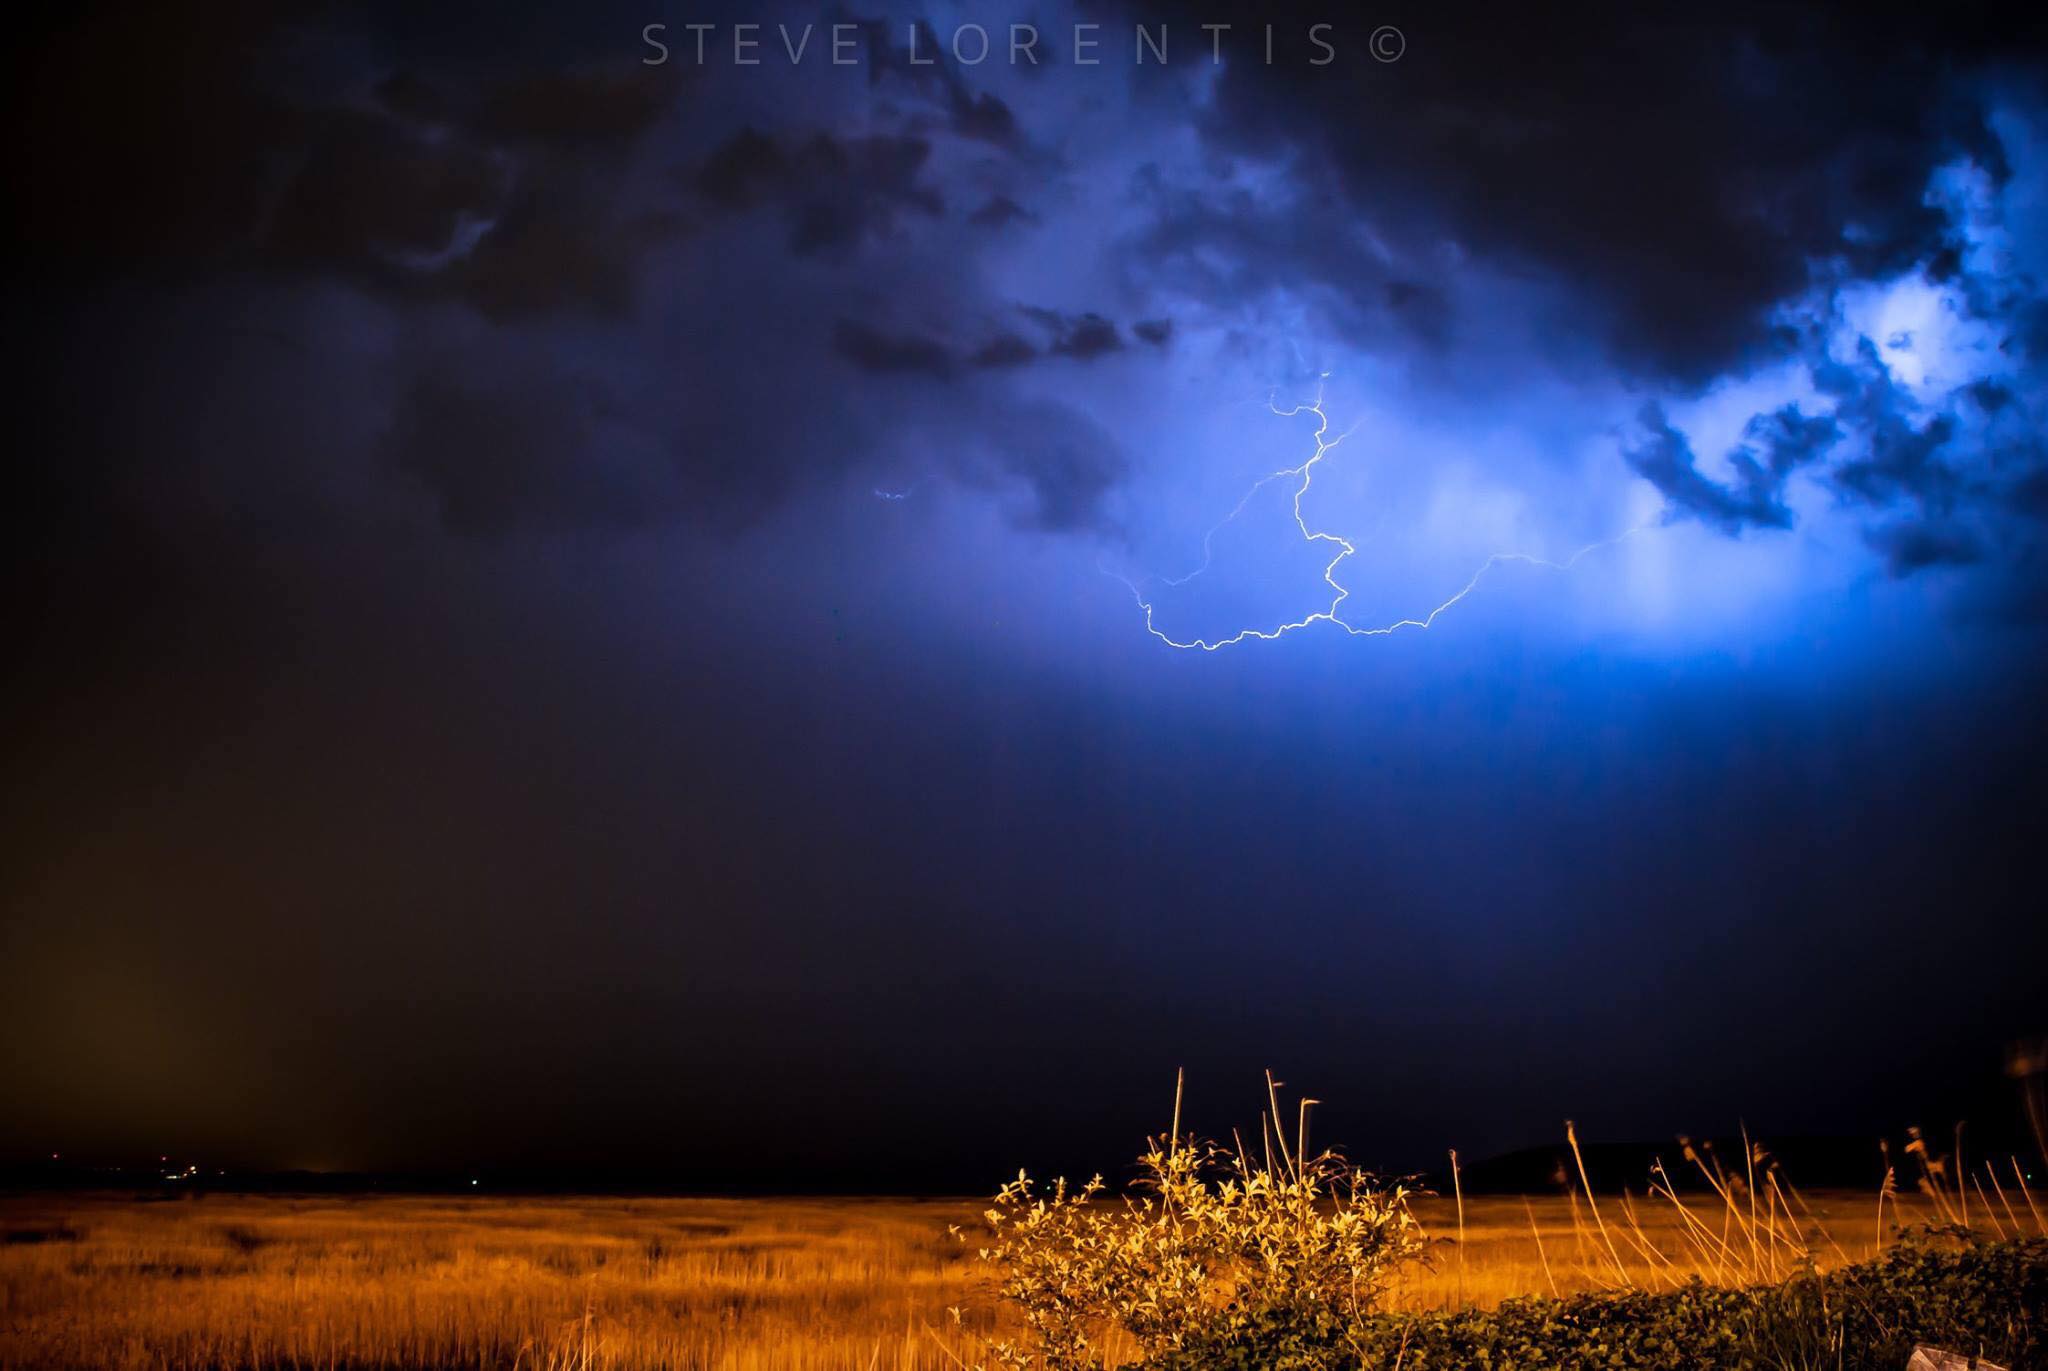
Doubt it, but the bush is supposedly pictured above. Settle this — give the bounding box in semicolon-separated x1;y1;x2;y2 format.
1142;1236;2048;1371
964;1076;1424;1370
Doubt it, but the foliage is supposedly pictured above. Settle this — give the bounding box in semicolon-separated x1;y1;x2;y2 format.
963;1077;1424;1370
1141;1235;2048;1371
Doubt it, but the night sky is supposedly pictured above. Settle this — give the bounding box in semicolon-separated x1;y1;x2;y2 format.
6;2;2048;1190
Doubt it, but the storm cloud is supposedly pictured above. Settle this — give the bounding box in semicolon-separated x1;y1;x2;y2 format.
6;1;2048;1184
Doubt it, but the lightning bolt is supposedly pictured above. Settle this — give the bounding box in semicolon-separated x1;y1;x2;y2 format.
1110;380;1645;651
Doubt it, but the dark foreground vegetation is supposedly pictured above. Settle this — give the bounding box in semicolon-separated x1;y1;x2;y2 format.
966;1076;2046;1370
1147;1237;2046;1369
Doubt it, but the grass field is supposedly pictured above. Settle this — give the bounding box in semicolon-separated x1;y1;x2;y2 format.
0;1182;2008;1370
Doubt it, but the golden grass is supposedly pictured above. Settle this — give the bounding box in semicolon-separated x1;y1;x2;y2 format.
0;1183;2014;1369
0;1194;989;1370
1390;1187;1957;1313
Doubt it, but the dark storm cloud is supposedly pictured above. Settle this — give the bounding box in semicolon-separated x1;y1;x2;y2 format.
970;333;1039;368
832;312;1160;380
1624;317;2048;576
1745;405;1846;482
1755;257;2048;579
457;66;676;144
2012;465;2048;520
832;318;956;377
967;194;1039;229
1137;0;2044;382
1968;378;2018;415
972;398;1129;531
12;6;683;320
1623;405;1799;535
852;15;1028;150
1622;402;1842;535
1866;518;1984;574
1052;315;1123;359
9;1;1145;543
275;64;682;320
18;1;2045;557
692;128;946;255
1816;340;1966;513
1024;307;1124;359
259;109;509;274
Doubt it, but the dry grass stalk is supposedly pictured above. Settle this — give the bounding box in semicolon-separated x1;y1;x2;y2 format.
1522;1197;1560;1300
1449;1149;1465;1306
2013;1156;2046;1236
1565;1120;1631;1287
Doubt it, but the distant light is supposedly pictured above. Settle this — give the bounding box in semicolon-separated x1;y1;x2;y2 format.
471;1178;479;1186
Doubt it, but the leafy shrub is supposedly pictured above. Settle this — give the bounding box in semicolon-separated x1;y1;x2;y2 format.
964;1076;1424;1370
1142;1235;2048;1371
